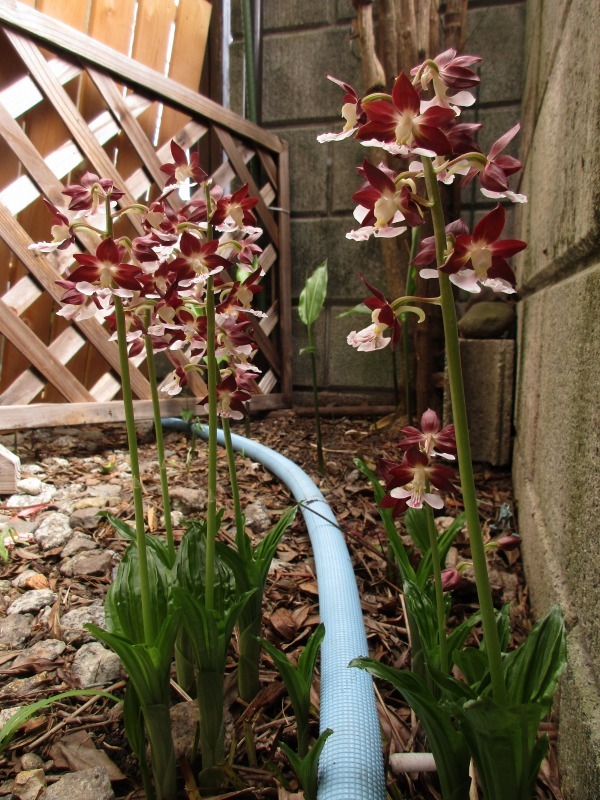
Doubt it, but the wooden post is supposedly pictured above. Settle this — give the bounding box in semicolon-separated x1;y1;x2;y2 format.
0;442;20;494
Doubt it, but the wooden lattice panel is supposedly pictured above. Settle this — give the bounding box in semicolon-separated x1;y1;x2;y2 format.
0;0;292;430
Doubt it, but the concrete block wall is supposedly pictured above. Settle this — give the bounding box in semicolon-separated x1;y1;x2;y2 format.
229;1;526;407
513;1;600;797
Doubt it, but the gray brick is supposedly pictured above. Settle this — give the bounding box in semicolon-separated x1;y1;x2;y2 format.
326;305;399;389
263;0;332;31
514;266;600;676
466;5;526;104
289;217;387;298
262;28;362;124
270;127;329;214
516;0;600;289
443;339;515;466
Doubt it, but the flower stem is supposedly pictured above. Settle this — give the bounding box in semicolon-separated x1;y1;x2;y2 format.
222;418;245;549
113;296;153;643
422;156;508;705
307;324;325;473
424;503;448;674
204;274;219;613
144;327;175;566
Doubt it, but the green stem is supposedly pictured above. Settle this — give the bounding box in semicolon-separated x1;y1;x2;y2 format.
424;503;448;674
308;325;325;473
113;297;153;644
204;275;219;613
144;326;175;566
422;156;508;705
222;418;245;549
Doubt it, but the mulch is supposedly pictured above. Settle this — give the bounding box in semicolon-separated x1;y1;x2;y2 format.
0;411;562;799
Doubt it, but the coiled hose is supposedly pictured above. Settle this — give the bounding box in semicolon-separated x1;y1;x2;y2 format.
162;418;385;800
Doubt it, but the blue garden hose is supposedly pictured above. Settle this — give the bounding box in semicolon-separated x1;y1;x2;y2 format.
162;418;386;800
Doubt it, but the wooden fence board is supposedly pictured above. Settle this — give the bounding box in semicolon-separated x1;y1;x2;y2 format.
0;1;292;428
0;1;284;152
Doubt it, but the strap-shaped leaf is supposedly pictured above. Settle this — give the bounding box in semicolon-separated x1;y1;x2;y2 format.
354;457;416;584
457;698;548;800
351;657;471;800
280;728;333;800
504;605;566;712
0;689;120;755
298;260;328;327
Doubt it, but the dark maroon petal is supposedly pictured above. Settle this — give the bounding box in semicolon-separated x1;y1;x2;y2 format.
490;239;527;258
473;205;505;244
493;154;522;175
488;123;520;160
480;163;510;192
441;568;462;591
487;258;517;287
362;159;397;194
392;72;420;115
412;124;452;156
404;448;429;468
96;237;124;264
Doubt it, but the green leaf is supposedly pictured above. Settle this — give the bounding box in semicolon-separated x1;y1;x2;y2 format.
504;605;567;713
298;261;328;327
457;698;548;800
280;728;333;800
416;513;466;587
351;657;471;800
105;542;172;644
0;689;120;755
354;458;415;584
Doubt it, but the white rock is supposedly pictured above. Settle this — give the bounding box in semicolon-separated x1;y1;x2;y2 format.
71;642;121;687
245;500;272;532
60;602;105;644
0;614;33;647
42;767;115;800
15;477;44;495
33;512;72;550
7;589;56;615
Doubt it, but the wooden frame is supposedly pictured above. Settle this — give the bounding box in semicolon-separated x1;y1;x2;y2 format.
0;1;292;431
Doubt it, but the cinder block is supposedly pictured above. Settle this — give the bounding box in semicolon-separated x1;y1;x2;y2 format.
262;28;362;124
270;127;329;214
516;0;600;289
326;305;398;389
466;4;526;104
263;0;332;31
443;339;515;466
289;218;385;299
513;266;600;678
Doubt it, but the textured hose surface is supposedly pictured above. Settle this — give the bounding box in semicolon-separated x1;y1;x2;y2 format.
162;419;385;800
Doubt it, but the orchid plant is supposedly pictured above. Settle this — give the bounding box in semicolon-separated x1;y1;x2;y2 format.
320;50;566;799
32;143;296;797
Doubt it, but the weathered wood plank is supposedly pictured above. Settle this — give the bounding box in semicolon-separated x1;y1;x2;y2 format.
0;201;152;399
0;0;285;153
5;32;145;235
87;68;168;190
0;56;80;120
0;325;85;405
0;397;199;430
0;297;95;402
159;0;211;145
0;442;20;493
215;126;280;247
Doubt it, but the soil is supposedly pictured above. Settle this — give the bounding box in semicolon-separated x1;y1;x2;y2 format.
0;411;562;799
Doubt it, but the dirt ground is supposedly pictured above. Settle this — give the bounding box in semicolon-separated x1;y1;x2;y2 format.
0;411;562;799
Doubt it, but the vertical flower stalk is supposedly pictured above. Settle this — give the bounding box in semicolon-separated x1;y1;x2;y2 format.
144;317;175;566
422;155;507;704
204;272;219;613
424;502;448;674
